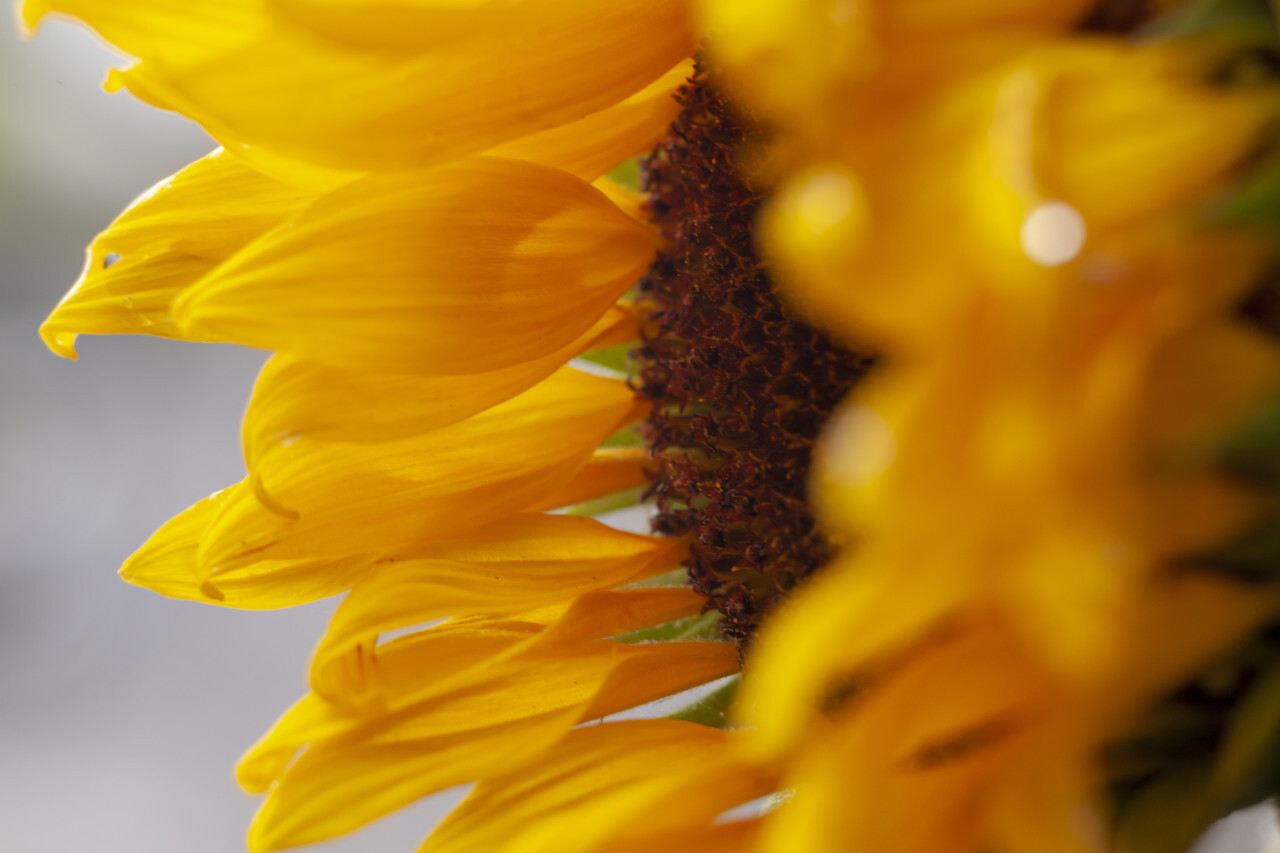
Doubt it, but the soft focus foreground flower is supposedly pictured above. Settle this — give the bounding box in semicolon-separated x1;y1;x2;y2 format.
22;2;1280;853
704;1;1280;852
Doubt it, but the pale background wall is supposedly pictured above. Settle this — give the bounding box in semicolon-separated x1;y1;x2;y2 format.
0;15;454;853
0;12;1273;853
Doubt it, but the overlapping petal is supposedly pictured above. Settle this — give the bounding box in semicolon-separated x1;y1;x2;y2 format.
421;718;772;853
531;447;652;512
489;59;693;181
199;367;643;579
99;0;694;171
242;307;635;468
173;157;658;376
20;0;264;64
241;590;738;850
311;515;685;700
765;41;1278;353
119;484;373;608
40;148;311;357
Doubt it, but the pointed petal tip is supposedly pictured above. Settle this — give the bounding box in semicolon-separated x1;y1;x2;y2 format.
38;323;80;359
103;67;126;93
16;1;48;38
118;536;225;605
236;732;284;796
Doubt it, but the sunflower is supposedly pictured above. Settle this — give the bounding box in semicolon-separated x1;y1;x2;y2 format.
22;1;1280;852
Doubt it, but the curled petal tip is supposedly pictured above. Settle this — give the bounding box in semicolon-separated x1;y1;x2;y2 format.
103;67;126;93
16;1;47;38
38;323;79;360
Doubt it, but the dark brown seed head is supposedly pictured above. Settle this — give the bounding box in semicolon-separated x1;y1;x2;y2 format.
633;60;874;650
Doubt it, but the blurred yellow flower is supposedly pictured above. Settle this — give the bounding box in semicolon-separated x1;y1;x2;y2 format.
24;1;1280;852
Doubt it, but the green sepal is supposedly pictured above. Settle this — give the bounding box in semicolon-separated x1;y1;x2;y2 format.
1202;658;1280;812
1183;516;1280;581
1142;0;1276;43
1207;161;1280;229
668;677;739;729
562;487;645;518
578;342;635;375
623;567;689;588
1112;658;1280;853
612;610;721;643
1219;393;1280;489
1113;762;1215;853
601;425;645;448
607;157;643;191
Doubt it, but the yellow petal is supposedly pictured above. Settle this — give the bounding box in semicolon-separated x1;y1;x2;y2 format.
531;446;652;511
198;367;642;575
119;484;371;608
592;177;648;223
111;0;694;171
40;148;310;358
238;618;541;792
317;587;715;710
247;620;732;849
1039;45;1277;230
534;587;706;647
737;553;959;759
19;0;263;63
577;637;740;722
502;749;768;853
249;712;582;853
422;720;736;853
589;819;764;853
174;157;657;375
250;590;723;788
310;516;681;699
761;715;1003;853
489;59;693;180
1141;317;1280;449
265;0;498;50
242;307;635;468
355;589;717;711
1102;574;1280;717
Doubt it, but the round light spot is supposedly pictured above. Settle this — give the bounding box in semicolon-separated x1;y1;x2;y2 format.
790;169;863;236
1020;200;1086;267
820;403;897;486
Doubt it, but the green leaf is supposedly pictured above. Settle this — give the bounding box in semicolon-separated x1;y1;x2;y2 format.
668;677;739;729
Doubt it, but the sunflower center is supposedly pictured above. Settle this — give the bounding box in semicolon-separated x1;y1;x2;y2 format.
633;65;874;650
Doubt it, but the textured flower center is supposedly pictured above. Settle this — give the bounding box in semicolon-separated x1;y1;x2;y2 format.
634;66;874;650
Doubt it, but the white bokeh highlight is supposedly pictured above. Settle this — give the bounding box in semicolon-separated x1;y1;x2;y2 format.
1021;200;1087;267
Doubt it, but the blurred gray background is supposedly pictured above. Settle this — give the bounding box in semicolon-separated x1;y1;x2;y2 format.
0;11;1275;853
0;14;453;853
